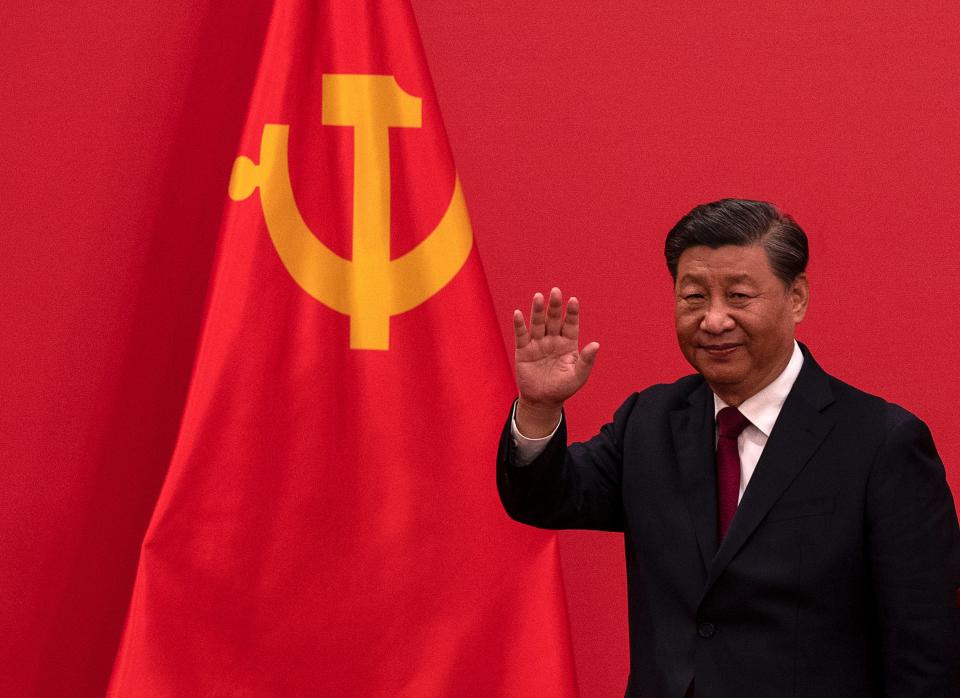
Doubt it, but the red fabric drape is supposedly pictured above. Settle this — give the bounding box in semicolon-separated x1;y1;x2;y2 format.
106;2;576;695
1;2;576;695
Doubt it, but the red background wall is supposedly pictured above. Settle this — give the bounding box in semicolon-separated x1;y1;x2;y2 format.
1;2;957;696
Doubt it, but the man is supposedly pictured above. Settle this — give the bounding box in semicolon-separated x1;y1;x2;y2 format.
497;199;960;697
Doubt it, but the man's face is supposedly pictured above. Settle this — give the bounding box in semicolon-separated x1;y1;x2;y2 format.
674;244;809;405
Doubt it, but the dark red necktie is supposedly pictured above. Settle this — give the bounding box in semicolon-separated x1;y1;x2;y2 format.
716;406;750;539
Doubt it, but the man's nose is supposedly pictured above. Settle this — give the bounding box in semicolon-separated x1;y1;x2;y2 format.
700;301;735;334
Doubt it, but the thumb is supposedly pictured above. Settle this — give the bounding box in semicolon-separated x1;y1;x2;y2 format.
574;342;600;384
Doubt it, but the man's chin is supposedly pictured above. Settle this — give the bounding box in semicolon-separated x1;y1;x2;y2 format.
701;371;744;387
694;361;746;389
692;349;745;374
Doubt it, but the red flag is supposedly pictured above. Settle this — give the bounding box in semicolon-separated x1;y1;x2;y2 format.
108;1;576;694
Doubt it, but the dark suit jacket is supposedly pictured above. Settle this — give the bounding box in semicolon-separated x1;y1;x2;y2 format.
497;347;960;697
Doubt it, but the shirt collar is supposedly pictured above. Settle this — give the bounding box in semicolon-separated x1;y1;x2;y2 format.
713;341;804;437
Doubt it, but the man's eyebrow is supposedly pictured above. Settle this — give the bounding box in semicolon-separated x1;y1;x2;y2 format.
676;273;704;285
677;272;756;285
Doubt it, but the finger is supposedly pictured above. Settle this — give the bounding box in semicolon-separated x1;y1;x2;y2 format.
513;309;530;349
529;292;546;339
561;296;581;340
544;287;564;335
574;341;600;384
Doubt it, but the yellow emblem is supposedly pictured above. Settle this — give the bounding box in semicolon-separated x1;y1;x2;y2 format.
229;74;473;350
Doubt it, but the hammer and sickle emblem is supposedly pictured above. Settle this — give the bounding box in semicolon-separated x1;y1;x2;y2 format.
228;74;473;350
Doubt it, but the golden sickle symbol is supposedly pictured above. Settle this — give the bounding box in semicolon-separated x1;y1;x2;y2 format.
229;74;473;350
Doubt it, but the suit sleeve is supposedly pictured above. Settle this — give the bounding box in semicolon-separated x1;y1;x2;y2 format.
496;394;639;532
866;410;960;695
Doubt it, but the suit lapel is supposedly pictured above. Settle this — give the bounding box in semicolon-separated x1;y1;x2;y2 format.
670;380;718;573
703;349;836;595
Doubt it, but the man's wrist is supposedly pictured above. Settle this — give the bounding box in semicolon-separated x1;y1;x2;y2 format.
515;397;563;438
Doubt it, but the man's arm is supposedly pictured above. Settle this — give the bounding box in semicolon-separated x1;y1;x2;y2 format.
497;395;634;533
866;408;960;695
510;401;560;465
497;288;628;531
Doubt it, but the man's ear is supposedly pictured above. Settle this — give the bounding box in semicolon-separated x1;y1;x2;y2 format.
790;273;809;322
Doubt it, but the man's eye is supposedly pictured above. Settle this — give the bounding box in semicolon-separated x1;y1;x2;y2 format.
729;293;750;300
684;294;705;301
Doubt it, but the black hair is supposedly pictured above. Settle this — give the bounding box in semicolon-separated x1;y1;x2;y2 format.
664;199;809;284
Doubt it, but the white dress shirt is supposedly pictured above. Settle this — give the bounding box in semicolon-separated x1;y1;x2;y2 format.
511;342;805;502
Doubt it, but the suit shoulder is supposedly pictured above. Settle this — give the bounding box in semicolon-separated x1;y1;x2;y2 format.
622;374;705;412
824;373;927;433
599;375;704;439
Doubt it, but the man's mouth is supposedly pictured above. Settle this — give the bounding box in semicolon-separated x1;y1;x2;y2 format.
701;343;741;356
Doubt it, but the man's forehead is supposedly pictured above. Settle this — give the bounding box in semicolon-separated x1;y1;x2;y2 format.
676;244;772;281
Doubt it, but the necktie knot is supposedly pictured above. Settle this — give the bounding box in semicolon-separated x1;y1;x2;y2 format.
717;406;750;439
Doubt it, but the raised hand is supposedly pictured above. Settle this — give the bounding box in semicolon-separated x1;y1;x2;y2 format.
513;288;599;437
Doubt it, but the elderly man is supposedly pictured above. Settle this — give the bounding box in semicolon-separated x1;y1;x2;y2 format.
497;199;960;697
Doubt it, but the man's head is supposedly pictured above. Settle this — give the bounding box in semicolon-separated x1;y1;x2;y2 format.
664;199;810;406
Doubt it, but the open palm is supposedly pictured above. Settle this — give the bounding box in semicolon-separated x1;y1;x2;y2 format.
514;288;600;408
